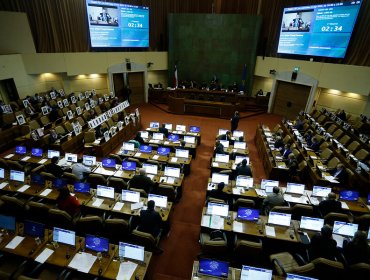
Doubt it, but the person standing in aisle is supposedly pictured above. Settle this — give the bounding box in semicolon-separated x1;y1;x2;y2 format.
230;111;240;132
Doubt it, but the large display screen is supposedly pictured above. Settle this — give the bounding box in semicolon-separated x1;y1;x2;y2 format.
86;0;149;48
277;1;362;58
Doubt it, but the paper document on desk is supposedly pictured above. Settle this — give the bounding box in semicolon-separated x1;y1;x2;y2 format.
5;236;24;249
233;221;243;232
323;175;339;183
4;154;14;159
166;177;175;184
35;248;54;263
265;226;276;237
68;252;97;273
212;162;219;167
170;157;178;163
341;201;349;209
159;177;167;183
117;261;138;280
152;155;159;160
0;182;9;189
131;202;143;211
18;185;31;192
201;215;211;227
255;189;267;197
38;159;48;164
233;187;244;195
210;215;224;230
135;152;142;157
113;202;124;211
309;197;319;206
39;188;52;197
332;234;345;248
92;198;104;207
21;156;31;161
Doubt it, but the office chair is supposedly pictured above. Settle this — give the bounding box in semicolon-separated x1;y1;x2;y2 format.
47;209;76;230
270;252;315;277
40;171;56;183
39;115;50;126
0;158;9;170
291;204;313;221
30;165;45;175
112;113;119;123
7;160;32;174
131;229;162;253
199;232;229;259
292;149;303;162
326;157;340;169
283;135;292;145
233;198;255;211
272;124;282;134
77;117;86;127
94;106;102;115
108;177;127;193
29;120;40;130
75;215;104;236
63;121;73;133
338;134;351;146
354;214;370;231
354;149;369;161
83;130;96;152
69;104;77;112
326;124;337;134
62;172;79;185
270;205;292;215
86;174;107;187
26;201;51;224
156;184;177;202
233;237;264;268
346;141;360;153
104;218;131;244
319;148;333;163
348;263;370;279
108;154;123;164
323;212;350;226
0;194;29;220
310;258;345;279
107;118;115;128
317;115;326;124
332;129;344;139
128;187;148;198
54;125;67;136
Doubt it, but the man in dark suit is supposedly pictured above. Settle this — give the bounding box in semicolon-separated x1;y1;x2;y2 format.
230;111;240;132
329;163;348;185
309;225;337;261
274;136;284;149
214;140;225;156
235;159;252;177
286;153;299;176
45;156;64;178
310;137;320;152
319;192;342;217
218;131;232;141
138;200;162;237
129;168;155;194
158;123;169;138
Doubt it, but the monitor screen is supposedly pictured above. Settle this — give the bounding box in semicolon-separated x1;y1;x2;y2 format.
219;140;229;148
277;1;362;58
139;145;152;153
189;126;200;133
85;234;109;252
122;142;135;151
234;141;246;150
175;149;189;158
53;227;76;246
268;212;292;227
140;131;149;139
237;208;259;221
164;123;173;130
96;185;115;199
286;183;305;195
198;258;229;279
235;156;249;165
152;133;164;140
286;274;317;280
10;170;25;183
168;134;180;141
312;186;332;197
148;194;167;208
121;190;140;203
339;190;359;201
53;178;68;189
233;130;244;138
122;161;136;171
241;265;272;280
333;221;358;237
102;158;116;168
207;202;229;217
149;122;159;128
236;176;253;188
157;146;170;156
0;214;16;232
65;153;78;163
24;220;45;238
175;124;186;131
300;216;324;232
47;150;60;159
118;242;145;262
83;155;96;166
164;166;180;178
74;182;91;194
31;148;43;157
211;173;229;185
86;0;149;48
15;146;26;155
184;135;195;144
142;163;158;175
218;129;228;135
368;193;370;205
261;179;279;190
31;173;45;186
215;153;229;163
0;168;5;179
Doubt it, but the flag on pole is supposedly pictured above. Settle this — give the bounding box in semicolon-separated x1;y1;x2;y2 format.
241;64;247;92
173;64;178;88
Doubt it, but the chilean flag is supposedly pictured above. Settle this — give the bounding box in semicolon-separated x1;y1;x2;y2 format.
173;64;178;88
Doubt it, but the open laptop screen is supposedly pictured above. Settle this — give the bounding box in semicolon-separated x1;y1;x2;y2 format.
333;221;358;237
268;212;291;227
286;183;305;195
122;161;136;171
218;129;228;136
175;149;189;158
140;131;149;139
148;194;167;208
236;176;253;188
74;182;91;194
85;234;109;252
83;155;96;166
339;190;359;201
122;142;135;151
139;145;152;153
149;122;159;128
53;178;67;189
152;133;164;140
65;153;78;163
189;126;200;133
211;173;229;185
53;227;75;246
198;258;229;279
219;140;229;148
261;179;279;190
175;124;186;131
102;158;116;168
300;216;324;232
118;242;145;262
215;153;229;163
233;130;244;138
237;208;259;221
164;166;180;178
0;168;4;179
168;134;180;141
157;146;170;156
164;123;173;130
234;141;246;150
10;170;25;183
312;186;331;197
184;135;195;144
48;150;60;159
31;173;45;186
31;148;43;157
0;214;16;232
207;202;229;217
241;265;272;280
286;274;317;280
121;190;140;203
24;220;45;238
15;146;27;155
142;163;158;175
96;185;115;199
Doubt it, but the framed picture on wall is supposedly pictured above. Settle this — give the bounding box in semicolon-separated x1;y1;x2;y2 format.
57;101;64;108
41;106;49;115
76;107;82;116
71;96;77;104
16;114;26;125
67;110;73;120
63;99;69;107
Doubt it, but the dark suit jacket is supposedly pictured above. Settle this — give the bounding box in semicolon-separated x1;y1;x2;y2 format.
310;142;320;152
219;134;232;141
129;174;155;193
274;139;284;149
236;165;252;177
318;199;342;217
329;168;349;185
231;115;239;131
138;209;162;237
45;163;64;178
309;234;337;260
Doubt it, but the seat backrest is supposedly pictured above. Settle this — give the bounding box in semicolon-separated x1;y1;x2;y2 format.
332;129;344;139
63;121;73;132
339;134;351;146
40;116;50;126
320;148;333;161
291;205;313;220
87;174;106;186
311;258;344;277
270;206;291;214
326;157;340;169
283;135;291;144
234;239;263;266
131;229;156;251
55;125;66;135
84;131;96;143
324;212;350;225
354;149;369;161
75;216;103;236
27;201;50;223
48;209;73;229
104;218;130;243
40;171;57;181
233;198;255;210
7;160;24;171
108;177;127;192
346;141;360;153
354;214;370;231
327;124;337;134
29;120;40;130
157;184;176;202
62;172;79;184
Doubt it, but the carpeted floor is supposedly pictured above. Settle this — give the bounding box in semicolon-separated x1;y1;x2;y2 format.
132;103;282;280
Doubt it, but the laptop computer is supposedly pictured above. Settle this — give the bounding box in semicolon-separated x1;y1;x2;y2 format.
300;216;324;232
24;220;45;239
53;227;76;246
149;122;159;128
152;133;164;140
96;185;115;199
237;207;259;221
164;123;173;130
268;212;291;227
233;130;244;138
148;194;167;208
235;176;253;188
31;173;45;186
261;179;279;190
157;146;170;156
31;148;43;157
333;221;359;248
164;166;180;178
184;135;195;144
140;131;149;139
215;153;229;163
0;168;4;180
234;141;247;150
235;156;249;165
0;214;16;232
73;182;91;194
83;155;96;167
211;173;229;185
118;242;145;262
189;126;200;133
122;161;136;171
311;186;331;202
219;140;229;148
102;158;116;169
47;150;60;159
53;178;67;189
121;190;140;203
198;258;229;279
15;146;27;155
139;145;152;153
175;124;186;131
339;190;359;201
168;134;180;141
10;170;25;184
175;149;189;158
142;163;158;175
286;274;317;280
122;142;135;153
206;202;229;217
65;153;78;163
240;265;272;280
285;182;305;197
85;234;109;252
218;129;228;136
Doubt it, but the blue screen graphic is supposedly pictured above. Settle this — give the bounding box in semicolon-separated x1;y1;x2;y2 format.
198;259;229;278
339;190;359;201
157;147;170;156
15;146;27;155
122;161;136;171
53;178;67;189
74;182;91;194
86;0;149;48
0;215;16;231
102;158;116;168
277;1;362;58
168;134;180;141
237;207;260;221
24;220;45;238
31;148;43;157
85;234;109;252
189;126;200;133
140;145;152;153
31;173;45;185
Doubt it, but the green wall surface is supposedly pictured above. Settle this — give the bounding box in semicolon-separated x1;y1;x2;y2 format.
168;13;262;95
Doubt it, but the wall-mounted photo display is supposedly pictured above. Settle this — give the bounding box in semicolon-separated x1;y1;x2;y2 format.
2;105;13;113
104;130;110;142
50;91;56;99
71;96;77;104
59;89;65;97
57;100;64;108
85;103;90;111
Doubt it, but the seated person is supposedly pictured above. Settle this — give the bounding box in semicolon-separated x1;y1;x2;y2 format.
293;117;304;131
274;136;284;149
158;123;169;138
129;168;155;194
336;109;347;122
45;156;64;178
56;186;81;217
218;131;232;141
134;132;145;145
213;140;225;156
208;182;231;205
329;163;348;185
309;225;337;261
261;186;285;215
138;200;162;237
318;192;342;217
71;157;91;181
343;231;370;265
282;144;293;159
304;130;313;146
235;159;252;177
286;154;299;176
95;124;107;138
309;137;320;152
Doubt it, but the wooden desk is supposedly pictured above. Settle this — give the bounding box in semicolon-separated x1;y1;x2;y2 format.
42;242;80;267
260;216;299;243
1;232;48;258
231;212;264;238
200;208;233;232
191;261;241;280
